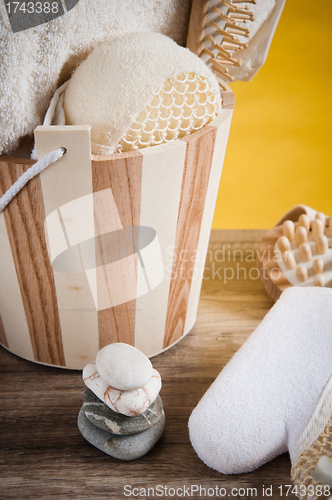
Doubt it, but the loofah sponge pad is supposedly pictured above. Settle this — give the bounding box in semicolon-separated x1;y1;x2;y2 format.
63;32;221;155
115;72;219;153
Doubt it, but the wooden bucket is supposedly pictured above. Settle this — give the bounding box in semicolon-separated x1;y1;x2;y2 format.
0;87;234;369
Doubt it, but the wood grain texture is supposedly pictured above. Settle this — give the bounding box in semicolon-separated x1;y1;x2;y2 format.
0;211;34;360
92;151;143;348
92;151;143;229
134;141;187;356
220;83;236;110
0;314;8;348
35;125;99;369
183;108;233;336
164;126;217;348
186;0;209;56
0;158;65;366
0;230;297;500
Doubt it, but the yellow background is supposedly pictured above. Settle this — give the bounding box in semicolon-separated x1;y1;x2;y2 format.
212;0;332;229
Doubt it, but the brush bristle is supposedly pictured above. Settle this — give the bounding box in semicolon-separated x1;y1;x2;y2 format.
203;0;255;84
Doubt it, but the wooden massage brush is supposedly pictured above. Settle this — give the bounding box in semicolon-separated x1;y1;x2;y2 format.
186;0;256;88
257;212;332;301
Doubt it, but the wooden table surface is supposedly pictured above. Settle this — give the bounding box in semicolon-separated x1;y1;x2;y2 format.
0;230;298;500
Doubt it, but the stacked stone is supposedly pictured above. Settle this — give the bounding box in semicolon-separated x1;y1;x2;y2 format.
78;343;165;460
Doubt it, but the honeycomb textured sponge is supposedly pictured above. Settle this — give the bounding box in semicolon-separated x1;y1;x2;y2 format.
63;32;221;154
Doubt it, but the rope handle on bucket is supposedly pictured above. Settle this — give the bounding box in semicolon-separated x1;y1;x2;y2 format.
0;147;66;213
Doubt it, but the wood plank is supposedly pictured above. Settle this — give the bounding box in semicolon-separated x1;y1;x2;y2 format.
92;151;142;228
92;151;143;348
0;230;297;500
0;210;33;360
0;314;8;348
184;108;233;335
135;141;187;356
35;125;99;369
0;160;65;366
164;126;217;348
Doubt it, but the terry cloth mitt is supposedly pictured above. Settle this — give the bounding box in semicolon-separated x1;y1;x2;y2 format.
62;31;221;154
189;287;332;485
0;0;192;156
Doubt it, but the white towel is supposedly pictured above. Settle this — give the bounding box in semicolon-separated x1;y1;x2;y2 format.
0;0;191;155
189;287;332;474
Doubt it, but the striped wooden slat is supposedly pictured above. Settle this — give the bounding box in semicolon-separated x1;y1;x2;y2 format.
36;125;99;369
0;210;34;360
92;151;143;226
184;109;233;334
0;314;8;348
0;158;65;366
92;152;143;349
163;125;217;348
136;141;187;356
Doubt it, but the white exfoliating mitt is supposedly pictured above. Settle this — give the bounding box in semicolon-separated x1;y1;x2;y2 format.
63;31;221;154
189;287;332;479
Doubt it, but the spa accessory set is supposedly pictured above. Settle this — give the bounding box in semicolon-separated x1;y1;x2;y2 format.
0;0;331;498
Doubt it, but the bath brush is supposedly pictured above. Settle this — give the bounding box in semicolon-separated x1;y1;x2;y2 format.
62;31;221;155
257;208;332;301
186;0;286;84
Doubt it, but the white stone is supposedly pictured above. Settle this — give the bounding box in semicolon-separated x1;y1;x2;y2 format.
96;343;153;391
83;363;161;417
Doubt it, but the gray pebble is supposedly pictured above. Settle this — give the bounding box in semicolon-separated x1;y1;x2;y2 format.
78;408;165;460
82;388;163;435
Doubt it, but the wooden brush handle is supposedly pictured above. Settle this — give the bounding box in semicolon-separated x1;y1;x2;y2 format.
186;0;209;57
